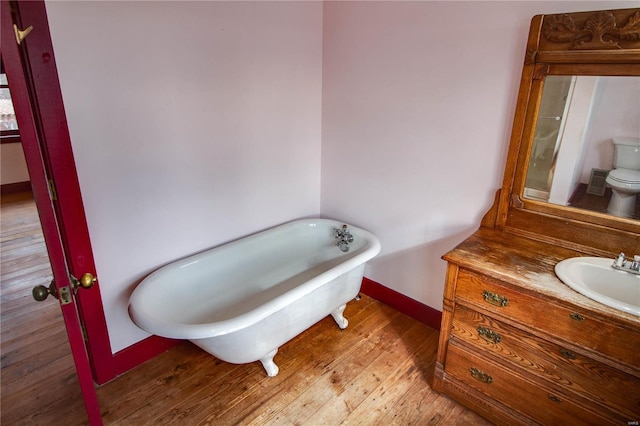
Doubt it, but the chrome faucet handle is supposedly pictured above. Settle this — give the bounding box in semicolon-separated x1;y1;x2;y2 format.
612;253;640;274
334;224;353;251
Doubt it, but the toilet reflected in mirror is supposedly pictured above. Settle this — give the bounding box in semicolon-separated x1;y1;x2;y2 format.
606;137;640;218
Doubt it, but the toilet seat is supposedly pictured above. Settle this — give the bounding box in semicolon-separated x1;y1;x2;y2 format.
607;168;640;186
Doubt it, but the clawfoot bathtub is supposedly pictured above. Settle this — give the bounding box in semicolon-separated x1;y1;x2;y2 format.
128;219;380;376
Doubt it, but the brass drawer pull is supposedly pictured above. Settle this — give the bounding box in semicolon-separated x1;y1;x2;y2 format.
482;290;509;307
477;326;502;344
569;312;585;322
470;367;493;384
560;349;576;360
548;394;562;403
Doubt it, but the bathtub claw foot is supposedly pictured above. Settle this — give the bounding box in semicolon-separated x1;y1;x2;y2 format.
260;349;279;377
331;304;349;329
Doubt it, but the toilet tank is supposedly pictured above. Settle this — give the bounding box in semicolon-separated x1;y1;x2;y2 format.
612;137;640;170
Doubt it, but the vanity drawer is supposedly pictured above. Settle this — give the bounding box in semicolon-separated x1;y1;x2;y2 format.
451;305;640;421
455;269;640;369
444;342;616;426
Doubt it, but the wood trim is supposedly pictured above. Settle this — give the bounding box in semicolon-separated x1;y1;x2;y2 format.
511;72;545;199
480;189;500;228
517;197;640;234
112;335;181;377
537;9;640;62
547;63;640;76
505;208;640;256
0;134;21;144
1;181;31;194
433;263;458;393
360;277;442;331
496;61;537;229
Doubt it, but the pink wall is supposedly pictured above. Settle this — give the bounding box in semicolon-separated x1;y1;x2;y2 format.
46;1;323;352
320;1;638;310
44;0;636;353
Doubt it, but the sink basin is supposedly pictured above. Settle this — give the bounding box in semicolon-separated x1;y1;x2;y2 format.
555;257;640;316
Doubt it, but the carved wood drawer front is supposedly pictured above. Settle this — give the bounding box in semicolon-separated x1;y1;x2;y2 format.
450;305;640;422
445;343;617;426
455;269;640;369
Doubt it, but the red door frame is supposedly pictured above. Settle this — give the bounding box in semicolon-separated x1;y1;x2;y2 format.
7;0;115;385
2;1;102;424
4;0;178;388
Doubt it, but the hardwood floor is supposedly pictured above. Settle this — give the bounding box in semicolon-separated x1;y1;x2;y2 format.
1;191;491;425
1;191;88;424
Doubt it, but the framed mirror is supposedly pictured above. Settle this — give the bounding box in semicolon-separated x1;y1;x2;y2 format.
493;8;640;254
523;75;639;219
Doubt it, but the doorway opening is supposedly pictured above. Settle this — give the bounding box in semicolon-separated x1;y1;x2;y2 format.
1;190;90;424
1;59;89;422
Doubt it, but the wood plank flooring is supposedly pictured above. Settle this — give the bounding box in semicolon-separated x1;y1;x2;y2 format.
1;191;491;425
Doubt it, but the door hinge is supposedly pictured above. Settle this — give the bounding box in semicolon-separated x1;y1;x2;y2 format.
80;321;89;342
48;179;58;201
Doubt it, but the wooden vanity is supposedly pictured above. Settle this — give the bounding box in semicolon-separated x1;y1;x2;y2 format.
433;8;640;425
434;228;640;424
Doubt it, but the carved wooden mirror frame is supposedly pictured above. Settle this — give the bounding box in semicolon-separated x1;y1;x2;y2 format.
487;8;640;255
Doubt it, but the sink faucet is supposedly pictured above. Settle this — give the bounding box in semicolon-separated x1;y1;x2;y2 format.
612;252;640;275
334;224;354;252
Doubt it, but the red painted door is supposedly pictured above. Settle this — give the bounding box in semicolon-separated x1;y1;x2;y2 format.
2;1;103;424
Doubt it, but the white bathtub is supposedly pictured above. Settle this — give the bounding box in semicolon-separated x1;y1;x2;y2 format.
128;219;381;376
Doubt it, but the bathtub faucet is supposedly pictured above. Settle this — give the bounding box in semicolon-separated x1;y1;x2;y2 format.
334;224;354;252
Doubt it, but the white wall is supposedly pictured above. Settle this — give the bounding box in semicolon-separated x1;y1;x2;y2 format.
46;1;323;352
320;1;638;311
0;143;29;184
579;76;640;182
549;76;598;205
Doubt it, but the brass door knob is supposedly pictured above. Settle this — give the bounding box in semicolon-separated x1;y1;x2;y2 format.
77;273;97;290
32;280;58;302
32;273;96;302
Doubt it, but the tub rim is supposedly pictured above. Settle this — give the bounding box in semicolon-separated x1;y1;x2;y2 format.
128;218;380;340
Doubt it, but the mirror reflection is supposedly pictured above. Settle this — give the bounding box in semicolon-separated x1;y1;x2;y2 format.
524;75;640;220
